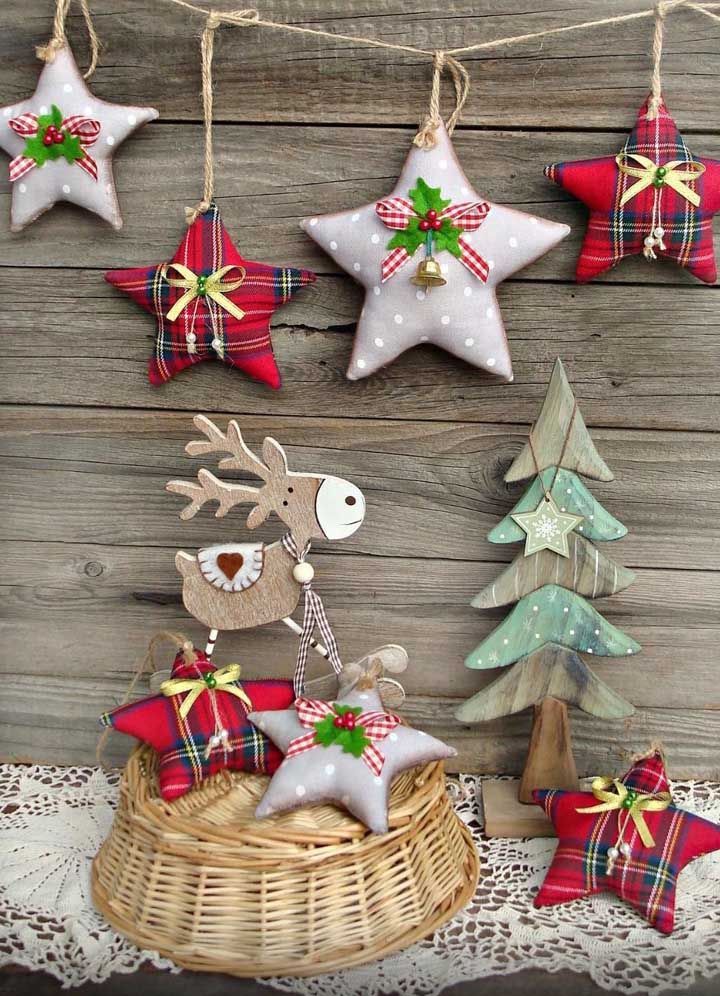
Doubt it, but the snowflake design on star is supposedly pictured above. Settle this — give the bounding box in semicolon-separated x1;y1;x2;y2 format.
533;515;560;541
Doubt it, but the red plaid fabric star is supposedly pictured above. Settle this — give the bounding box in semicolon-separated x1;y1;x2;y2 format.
100;647;295;801
534;750;720;933
105;203;316;387
545;96;720;283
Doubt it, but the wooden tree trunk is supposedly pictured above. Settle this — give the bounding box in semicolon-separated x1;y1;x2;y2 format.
518;696;579;803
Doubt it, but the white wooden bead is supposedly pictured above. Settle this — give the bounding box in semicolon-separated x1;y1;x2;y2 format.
620;842;632;858
607;846;619;861
293;562;315;584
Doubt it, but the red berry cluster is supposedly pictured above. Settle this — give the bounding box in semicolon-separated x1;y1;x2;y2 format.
42;125;65;147
333;711;357;731
419;209;443;232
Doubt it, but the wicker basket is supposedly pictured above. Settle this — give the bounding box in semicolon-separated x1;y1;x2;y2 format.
92;744;478;976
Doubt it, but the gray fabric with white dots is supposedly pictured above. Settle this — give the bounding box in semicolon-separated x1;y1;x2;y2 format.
303;121;569;383
0;45;157;231
249;686;456;833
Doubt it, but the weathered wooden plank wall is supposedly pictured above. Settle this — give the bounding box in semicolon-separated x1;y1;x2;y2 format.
1;0;719;776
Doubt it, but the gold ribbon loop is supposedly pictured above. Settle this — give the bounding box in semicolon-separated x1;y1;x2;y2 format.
160;662;252;719
616;153;705;208
161;262;247;323
577;776;672;848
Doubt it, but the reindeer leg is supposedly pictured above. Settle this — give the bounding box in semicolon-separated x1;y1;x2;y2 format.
281;616;330;659
205;629;219;657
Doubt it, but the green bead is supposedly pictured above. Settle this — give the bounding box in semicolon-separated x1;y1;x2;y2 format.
622;789;636;809
204;674;216;688
656;166;667;178
652;177;664;188
197;275;207;296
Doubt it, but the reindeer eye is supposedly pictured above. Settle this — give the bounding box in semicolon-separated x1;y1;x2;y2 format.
282;500;289;507
345;496;357;506
287;487;293;493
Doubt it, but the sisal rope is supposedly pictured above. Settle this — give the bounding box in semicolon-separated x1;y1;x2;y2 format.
36;0;101;79
161;0;720;154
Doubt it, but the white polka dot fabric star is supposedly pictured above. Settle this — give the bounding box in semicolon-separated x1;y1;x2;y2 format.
248;686;455;833
0;45;157;231
303;123;570;381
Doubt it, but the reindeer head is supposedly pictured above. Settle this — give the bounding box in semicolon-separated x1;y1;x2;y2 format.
167;415;366;547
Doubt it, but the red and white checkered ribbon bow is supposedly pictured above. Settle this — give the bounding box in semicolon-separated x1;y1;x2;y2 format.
8;112;101;182
286;697;402;776
375;196;491;283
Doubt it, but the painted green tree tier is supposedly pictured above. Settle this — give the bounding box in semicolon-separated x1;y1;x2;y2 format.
465;584;641;670
473;533;635;609
488;467;627;545
455;642;636;723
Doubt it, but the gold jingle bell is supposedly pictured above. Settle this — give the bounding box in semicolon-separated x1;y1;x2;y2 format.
411;255;447;289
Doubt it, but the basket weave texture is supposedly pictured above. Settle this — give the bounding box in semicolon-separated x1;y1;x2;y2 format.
92;745;479;977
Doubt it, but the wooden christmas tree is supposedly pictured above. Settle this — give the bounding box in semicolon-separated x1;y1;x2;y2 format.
456;359;640;830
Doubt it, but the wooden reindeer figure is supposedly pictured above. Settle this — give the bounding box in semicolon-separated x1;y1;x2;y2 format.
167;415;366;692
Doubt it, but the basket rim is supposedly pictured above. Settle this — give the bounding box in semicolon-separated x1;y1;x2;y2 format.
123;745;450;855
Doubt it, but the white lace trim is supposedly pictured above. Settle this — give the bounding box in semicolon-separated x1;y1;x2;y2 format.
1;764;718;994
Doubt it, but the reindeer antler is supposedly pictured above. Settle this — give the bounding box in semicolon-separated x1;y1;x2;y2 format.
167;416;274;522
166;469;262;520
186;415;271;479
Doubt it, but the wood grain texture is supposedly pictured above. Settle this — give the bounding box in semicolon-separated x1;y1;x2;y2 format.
481;779;555;838
2;0;719;775
507;359;613;482
455;644;637;723
517;697;579;803
472;533;635;609
0;1;717;130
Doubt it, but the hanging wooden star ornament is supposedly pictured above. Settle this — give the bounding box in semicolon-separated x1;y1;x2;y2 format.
105;203;315;387
511;494;583;558
545;95;720;283
303;55;569;382
0;3;157;232
534;749;720;934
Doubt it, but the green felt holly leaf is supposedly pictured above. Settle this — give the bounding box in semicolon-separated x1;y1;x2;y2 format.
312;704;371;758
61;134;84;164
409;177;451;218
387;223;426;256
22;134;50;166
433;219;463;258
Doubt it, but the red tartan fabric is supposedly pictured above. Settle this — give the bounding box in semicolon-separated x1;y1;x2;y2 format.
100;649;295;801
105;203;316;388
545;95;720;283
533;750;720;933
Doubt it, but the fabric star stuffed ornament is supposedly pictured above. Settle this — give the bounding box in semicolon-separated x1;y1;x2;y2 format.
0;45;157;231
545;95;720;283
249;686;455;833
105;202;316;387
534;749;720;934
100;645;295;801
303;122;569;382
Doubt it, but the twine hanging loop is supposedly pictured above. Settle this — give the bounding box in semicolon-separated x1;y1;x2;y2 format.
185;8;260;224
414;51;470;150
36;0;101;79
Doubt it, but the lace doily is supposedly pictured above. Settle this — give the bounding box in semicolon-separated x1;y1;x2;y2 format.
1;763;718;994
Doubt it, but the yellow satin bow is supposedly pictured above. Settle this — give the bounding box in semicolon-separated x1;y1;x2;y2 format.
616;153;705;208
160;663;252;719
577;777;672;848
161;262;246;323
